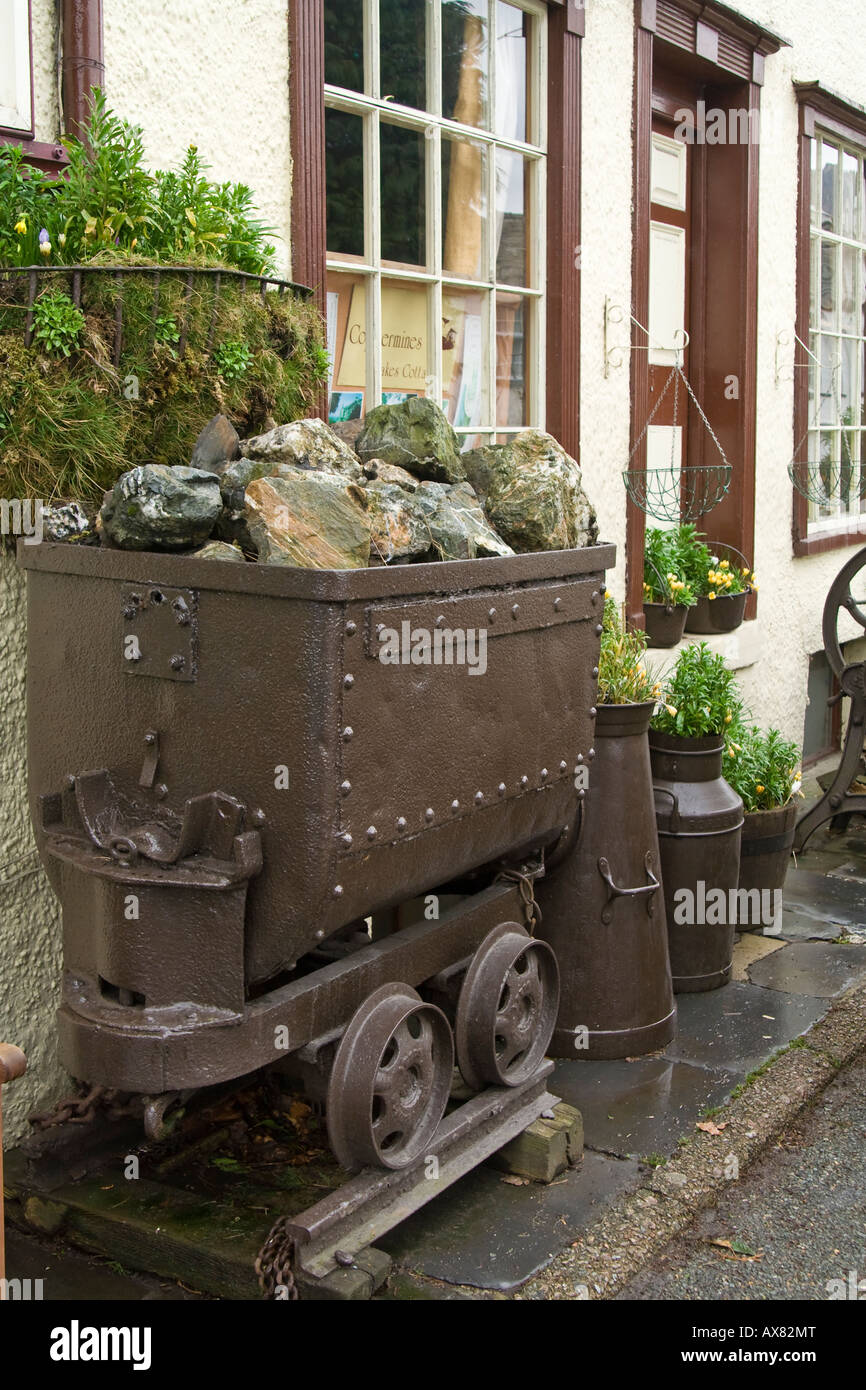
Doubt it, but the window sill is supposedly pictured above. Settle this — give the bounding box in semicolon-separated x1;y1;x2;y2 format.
793;525;866;557
0;134;68;174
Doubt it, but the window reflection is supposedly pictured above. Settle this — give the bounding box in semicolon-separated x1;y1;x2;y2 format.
442;1;488;128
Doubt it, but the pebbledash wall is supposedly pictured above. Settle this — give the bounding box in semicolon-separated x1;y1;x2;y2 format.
3;0;866;1135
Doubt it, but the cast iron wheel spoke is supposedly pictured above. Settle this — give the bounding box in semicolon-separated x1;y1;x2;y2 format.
455;924;559;1091
845;590;866;629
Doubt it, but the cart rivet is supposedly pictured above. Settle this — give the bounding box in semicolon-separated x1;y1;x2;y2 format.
397;817;407;832
488;608;496;621
155;783;168;800
520;775;529;788
576;753;584;764
425;807;434;821
344;674;354;688
436;614;445;627
594;623;603;635
335;1250;354;1268
169;654;185;671
341;833;353;848
367;826;377;840
316;929;325;939
554;597;561;611
333;884;344;897
65;774;76;789
559;761;568;773
589;707;597;719
342;726;353;741
252;808;266;826
592;666;599;678
345;621;357;636
512;604;520;618
451;799;460;812
577;788;586;800
498;782;506;795
340;780;352;796
475;791;484;805
144;732;156;745
123;605;137;620
541;768;548;780
591;590;600;604
588;748;596;760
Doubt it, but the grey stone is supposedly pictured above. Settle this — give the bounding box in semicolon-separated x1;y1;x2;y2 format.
241;417;363;482
186;539;246;563
40;501;97;544
356;398;465;484
412;481;514;561
190;414;240;474
244;470;372;569
483;430;599;552
329;418;363;452
746;941;866;997
366;481;434;565
460;444;504;506
362;460;420;492
99;466;222;552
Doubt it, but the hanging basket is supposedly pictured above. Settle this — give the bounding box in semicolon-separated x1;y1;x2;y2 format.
787;460;858;508
623;465;732;523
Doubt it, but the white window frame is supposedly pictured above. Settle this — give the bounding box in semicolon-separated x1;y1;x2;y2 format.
325;0;547;445
807;127;866;533
0;0;34;136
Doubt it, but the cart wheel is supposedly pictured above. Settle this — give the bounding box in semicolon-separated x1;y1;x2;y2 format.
327;983;453;1171
455;923;559;1091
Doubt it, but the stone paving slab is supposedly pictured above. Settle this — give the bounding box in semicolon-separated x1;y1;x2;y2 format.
662;982;827;1076
780;866;866;928
746;940;866;997
379;1150;639;1292
551;1057;734;1159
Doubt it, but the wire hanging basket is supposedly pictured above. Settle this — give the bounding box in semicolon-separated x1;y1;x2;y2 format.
787;459;858;507
623;357;732;524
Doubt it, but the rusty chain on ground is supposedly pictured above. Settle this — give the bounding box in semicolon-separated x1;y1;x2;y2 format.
29;1083;140;1130
255;1216;298;1300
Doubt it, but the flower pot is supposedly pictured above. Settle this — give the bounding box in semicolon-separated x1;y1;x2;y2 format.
684;591;748;634
535;701;676;1058
644;602;688;648
650;731;744;993
736;801;797;931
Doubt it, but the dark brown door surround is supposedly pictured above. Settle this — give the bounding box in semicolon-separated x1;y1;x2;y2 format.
627;0;785;626
289;0;585;459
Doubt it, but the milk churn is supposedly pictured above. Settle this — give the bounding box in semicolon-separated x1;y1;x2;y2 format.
535;701;676;1059
649;732;744;992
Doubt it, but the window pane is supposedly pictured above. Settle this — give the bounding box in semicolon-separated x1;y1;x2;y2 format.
380;0;426;110
324;0;364;92
380;123;426;266
496;293;526;426
842;151;859;239
381;279;430;400
328;272;367;419
841;243;859;334
442;0;488;128
495;149;527;284
821;240;838;329
443;135;487;279
326;110;365;257
821;141;838;233
494;1;527;142
811;137;821;229
809;236;820;330
821;335;840;425
442;288;487;427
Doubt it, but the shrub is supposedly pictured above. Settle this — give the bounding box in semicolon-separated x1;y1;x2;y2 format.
724;723;802;812
597;596;661;706
651;641;743;739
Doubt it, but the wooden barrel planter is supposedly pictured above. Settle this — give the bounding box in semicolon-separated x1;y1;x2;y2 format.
736;801;798;931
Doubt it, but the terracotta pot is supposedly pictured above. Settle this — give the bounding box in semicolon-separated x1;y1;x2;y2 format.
736;801;797;931
684;591;749;634
650;731;744;993
535;701;676;1059
644;602;688;648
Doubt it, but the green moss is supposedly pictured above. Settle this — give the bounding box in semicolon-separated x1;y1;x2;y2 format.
0;267;327;504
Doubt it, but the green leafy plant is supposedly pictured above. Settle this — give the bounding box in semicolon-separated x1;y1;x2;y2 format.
153;314;180;346
724;722;802;812
213;338;251;381
32;291;85;357
644;526;697;607
651;641;743;739
597;596;661;706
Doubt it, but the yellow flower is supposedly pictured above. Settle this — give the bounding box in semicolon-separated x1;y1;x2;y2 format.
756;784;765;793
720;559;729;570
58;232;66;248
39;239;51;256
741;566;750;577
728;749;736;758
724;713;732;723
14;218;26;235
708;591;717;600
665;704;677;717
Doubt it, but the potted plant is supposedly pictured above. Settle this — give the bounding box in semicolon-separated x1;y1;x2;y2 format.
537;598;676;1058
0;92;328;509
724;723;802;931
649;643;745;991
643;526;697;647
679;531;757;635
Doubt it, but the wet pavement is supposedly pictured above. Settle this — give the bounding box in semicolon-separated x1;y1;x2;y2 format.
615;1051;866;1300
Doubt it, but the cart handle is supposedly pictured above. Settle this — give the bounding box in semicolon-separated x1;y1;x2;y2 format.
598;854;659;923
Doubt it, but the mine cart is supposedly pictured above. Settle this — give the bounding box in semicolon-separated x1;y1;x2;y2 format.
20;539;613;1285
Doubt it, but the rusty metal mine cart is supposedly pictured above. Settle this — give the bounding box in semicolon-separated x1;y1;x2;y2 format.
19;539;613;1290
